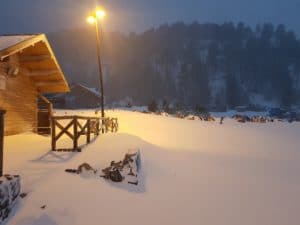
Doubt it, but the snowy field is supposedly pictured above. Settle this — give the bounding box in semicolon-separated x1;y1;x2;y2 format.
3;109;300;225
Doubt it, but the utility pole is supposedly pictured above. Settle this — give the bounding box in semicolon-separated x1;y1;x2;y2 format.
95;18;105;119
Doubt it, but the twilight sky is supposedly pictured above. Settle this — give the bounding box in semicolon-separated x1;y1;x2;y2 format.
0;0;300;35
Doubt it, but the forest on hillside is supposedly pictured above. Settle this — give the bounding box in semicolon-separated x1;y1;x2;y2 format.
48;22;300;110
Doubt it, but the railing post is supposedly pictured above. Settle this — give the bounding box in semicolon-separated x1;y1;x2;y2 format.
101;117;105;134
87;119;91;144
96;119;100;135
73;117;78;150
0;110;6;177
51;117;56;151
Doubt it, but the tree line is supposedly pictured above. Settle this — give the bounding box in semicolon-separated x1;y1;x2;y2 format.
48;22;300;110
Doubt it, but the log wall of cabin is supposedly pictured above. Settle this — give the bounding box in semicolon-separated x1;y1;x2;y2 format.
0;55;38;136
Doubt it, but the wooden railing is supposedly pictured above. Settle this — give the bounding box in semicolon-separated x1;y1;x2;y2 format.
51;115;118;152
0;110;5;176
103;117;119;132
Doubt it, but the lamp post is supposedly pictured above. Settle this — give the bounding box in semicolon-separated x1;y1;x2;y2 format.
87;9;106;118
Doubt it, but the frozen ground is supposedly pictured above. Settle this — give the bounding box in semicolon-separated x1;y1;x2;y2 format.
3;109;300;225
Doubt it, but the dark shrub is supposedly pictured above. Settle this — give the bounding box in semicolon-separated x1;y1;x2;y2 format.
195;105;208;114
162;99;169;112
148;100;157;112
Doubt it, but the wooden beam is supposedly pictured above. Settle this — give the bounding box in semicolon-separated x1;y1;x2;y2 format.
27;69;59;77
20;54;52;62
35;81;66;86
38;85;70;94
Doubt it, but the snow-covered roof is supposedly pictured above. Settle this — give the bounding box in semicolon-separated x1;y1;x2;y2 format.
0;34;70;93
71;83;101;98
0;35;35;51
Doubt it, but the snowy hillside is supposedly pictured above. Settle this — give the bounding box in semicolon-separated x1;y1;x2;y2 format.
49;23;300;108
3;110;300;225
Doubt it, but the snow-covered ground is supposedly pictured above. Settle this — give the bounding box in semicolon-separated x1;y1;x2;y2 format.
3;109;300;225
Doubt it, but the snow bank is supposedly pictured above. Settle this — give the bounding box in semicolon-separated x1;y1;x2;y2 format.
3;110;300;225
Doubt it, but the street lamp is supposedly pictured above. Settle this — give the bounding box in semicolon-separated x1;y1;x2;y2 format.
86;8;106;118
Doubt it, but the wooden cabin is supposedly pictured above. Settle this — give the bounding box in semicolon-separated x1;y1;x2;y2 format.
0;34;69;135
50;83;101;109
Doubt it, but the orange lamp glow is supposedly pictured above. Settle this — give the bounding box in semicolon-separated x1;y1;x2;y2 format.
86;16;96;24
96;9;106;19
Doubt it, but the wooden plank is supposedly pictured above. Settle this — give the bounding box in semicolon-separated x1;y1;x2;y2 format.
35;81;66;87
0;110;5;176
55;120;74;141
73;118;78;150
77;120;88;137
87;119;91;143
19;54;51;62
27;69;59;77
52;115;103;120
76;120;83;131
51;118;56;151
38;85;69;94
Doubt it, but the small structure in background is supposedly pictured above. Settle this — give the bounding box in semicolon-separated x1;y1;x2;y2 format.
0;34;69;136
49;83;101;109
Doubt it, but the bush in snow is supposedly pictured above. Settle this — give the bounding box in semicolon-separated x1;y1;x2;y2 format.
0;175;21;223
195;105;208;115
148;100;157;112
162;99;170;113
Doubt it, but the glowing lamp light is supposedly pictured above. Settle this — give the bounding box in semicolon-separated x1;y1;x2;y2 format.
87;16;96;24
96;9;106;19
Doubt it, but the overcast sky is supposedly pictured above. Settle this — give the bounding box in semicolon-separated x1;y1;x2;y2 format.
1;0;300;35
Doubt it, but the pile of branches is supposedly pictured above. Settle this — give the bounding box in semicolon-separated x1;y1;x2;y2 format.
101;150;141;185
65;150;141;186
232;114;274;123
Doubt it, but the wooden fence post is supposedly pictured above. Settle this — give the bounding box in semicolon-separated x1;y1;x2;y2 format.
51;117;56;151
0;110;6;177
101;117;105;134
87;119;91;144
96;119;100;135
73;117;78;150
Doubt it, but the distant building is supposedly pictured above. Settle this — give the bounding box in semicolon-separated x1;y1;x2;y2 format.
51;83;101;109
0;34;69;135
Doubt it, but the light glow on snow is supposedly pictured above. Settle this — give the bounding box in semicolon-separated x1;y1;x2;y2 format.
4;109;300;225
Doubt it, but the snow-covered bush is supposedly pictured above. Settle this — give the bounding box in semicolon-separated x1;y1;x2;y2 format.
0;175;21;223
